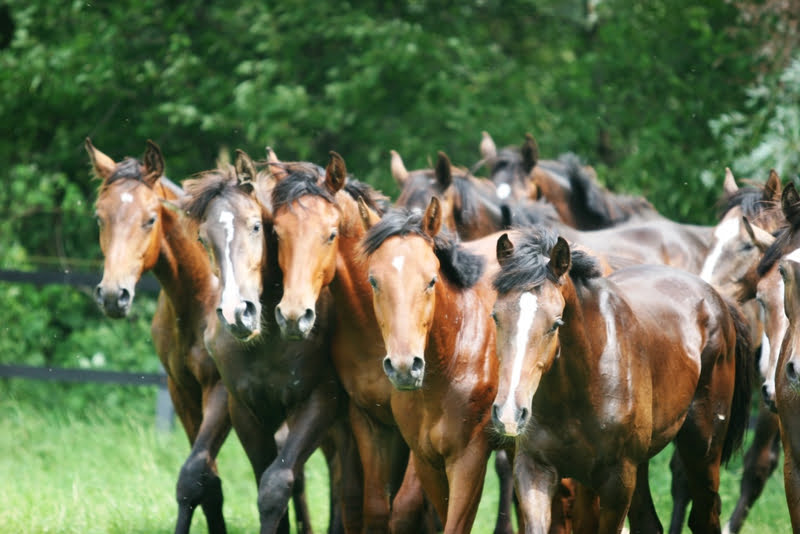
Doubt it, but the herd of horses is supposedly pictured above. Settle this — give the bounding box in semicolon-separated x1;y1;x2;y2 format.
85;131;800;533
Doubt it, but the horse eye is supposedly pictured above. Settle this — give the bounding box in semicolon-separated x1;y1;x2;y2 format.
327;231;338;243
253;222;261;234
368;275;378;290
94;213;103;227
426;275;438;291
143;215;157;228
490;311;498;325
779;265;787;280
549;318;564;333
741;242;754;252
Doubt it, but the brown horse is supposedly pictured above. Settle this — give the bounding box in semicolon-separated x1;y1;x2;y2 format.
490;227;752;533
181;156;355;534
753;182;800;532
269;153;426;532
88;139;231;534
480;132;660;229
358;198;498;532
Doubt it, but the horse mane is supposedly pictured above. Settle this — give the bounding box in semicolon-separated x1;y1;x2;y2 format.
181;165;240;220
757;226;792;277
562;153;655;227
720;183;780;220
97;157;145;192
361;208;486;289
271;166;336;212
501;199;561;228
344;179;389;215
493;226;602;295
452;170;484;225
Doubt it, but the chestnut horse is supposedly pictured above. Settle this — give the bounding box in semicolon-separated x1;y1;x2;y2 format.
181;158;355;534
753;182;800;532
88;139;231;534
480;132;659;229
490;227;752;533
359;198;498;532
269;154;428;532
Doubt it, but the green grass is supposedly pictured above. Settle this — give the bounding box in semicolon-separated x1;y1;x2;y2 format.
0;389;790;533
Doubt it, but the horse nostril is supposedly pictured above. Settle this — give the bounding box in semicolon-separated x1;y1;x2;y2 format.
518;406;530;426
94;285;103;302
383;356;394;377
491;404;500;423
274;305;286;327
241;300;257;321
118;288;130;307
298;308;316;332
411;356;424;376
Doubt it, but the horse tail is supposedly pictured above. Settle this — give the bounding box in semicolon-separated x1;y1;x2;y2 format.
721;297;754;465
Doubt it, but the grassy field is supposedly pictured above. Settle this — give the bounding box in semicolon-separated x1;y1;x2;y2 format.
0;389;790;533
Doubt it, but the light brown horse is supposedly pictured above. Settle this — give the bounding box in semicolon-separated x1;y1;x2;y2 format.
88;139;231;534
268;153;425;532
358;198;499;532
181;156;355;534
753;182;800;532
490;227;752;533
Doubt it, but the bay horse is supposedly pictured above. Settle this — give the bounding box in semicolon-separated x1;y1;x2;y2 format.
87;139;231;534
480;131;660;229
490;227;752;533
180;156;356;534
269;153;427;531
753;182;800;532
358;198;498;532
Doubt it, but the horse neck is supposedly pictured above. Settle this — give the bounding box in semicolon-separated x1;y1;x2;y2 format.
331;197;377;318
152;206;217;315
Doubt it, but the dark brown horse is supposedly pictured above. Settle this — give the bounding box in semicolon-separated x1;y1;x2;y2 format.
490;227;752;533
181;156;355;534
88;139;231;534
480;132;660;229
269;153;425;532
753;182;800;532
359;198;498;531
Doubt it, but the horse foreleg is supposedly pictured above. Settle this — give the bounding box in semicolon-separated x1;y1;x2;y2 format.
390;453;439;533
627;461;663;534
667;449;689;534
440;440;491;533
257;383;345;534
513;453;559;534
595;461;637;534
724;406;780;534
493;449;516;534
172;378;232;534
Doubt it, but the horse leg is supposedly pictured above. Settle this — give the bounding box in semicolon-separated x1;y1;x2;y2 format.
667;449;689;534
571;483;599;534
227;398;287;534
493;449;515;534
440;439;491;533
390;454;439;533
595;461;637;534
325;418;363;534
513;453;559;534
349;402;407;533
723;405;781;534
257;383;345;534
549;478;577;534
627;461;663;534
169;377;231;534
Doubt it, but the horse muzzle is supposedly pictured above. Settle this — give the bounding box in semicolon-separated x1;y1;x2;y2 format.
94;284;133;318
274;304;316;340
217;300;260;341
382;354;425;390
491;402;530;437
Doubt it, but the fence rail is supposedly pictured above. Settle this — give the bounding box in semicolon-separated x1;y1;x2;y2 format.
0;268;174;431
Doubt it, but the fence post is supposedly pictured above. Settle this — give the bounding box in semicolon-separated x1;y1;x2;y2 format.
155;366;175;432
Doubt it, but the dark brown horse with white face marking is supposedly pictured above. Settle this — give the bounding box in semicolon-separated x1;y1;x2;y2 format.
269;154;423;532
480;132;660;229
359;198;498;532
88;139;231;534
753;182;800;532
181;159;354;534
490;228;752;533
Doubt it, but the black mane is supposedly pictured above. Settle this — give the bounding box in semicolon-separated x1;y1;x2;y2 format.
182;166;242;220
100;158;145;190
493;226;602;295
271;167;334;211
362;208;485;289
721;184;779;220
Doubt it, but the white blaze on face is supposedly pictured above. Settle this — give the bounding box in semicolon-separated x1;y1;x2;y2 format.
510;291;538;394
496;183;512;200
120;192;134;203
218;210;241;323
759;330;772;380
700;217;739;282
392;255;405;274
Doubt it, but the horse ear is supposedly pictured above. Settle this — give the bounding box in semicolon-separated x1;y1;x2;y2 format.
742;216;775;252
325;151;347;194
235;149;258;184
496;233;514;266
143;140;165;186
522;133;539;174
548;237;571;279
390;150;409;187
357;197;380;230
435;152;452;188
480;131;497;162
781;182;800;227
723;167;738;196
85;138;117;181
265;146;288;181
423;196;442;237
765;169;781;201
